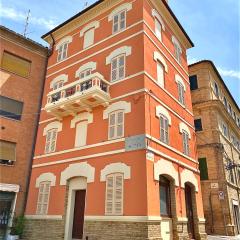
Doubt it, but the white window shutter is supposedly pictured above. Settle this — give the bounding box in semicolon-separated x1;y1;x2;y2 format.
36;182;51;215
84;28;95;49
45;131;51;153
157;62;164;87
50;130;57;152
105;176;114;214
155;19;162;41
114;174;123;215
117;111;124;137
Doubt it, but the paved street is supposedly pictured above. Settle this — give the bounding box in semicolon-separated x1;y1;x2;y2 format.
208;235;240;240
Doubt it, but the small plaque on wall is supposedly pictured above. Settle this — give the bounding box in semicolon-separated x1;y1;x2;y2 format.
210;183;219;189
125;134;146;152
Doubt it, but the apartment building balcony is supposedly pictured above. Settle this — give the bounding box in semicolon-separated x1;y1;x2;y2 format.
44;73;110;118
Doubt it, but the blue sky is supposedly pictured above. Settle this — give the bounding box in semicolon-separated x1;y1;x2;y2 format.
1;0;239;106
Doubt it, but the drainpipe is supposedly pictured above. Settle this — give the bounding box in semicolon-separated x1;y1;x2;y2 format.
23;34;55;214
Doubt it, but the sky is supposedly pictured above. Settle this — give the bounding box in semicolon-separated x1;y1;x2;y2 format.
0;0;239;106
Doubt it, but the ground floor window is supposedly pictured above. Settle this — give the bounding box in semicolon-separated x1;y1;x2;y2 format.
159;176;171;217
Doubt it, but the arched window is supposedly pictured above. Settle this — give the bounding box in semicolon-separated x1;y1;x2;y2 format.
56;36;72;62
159;176;171;217
36;181;51;215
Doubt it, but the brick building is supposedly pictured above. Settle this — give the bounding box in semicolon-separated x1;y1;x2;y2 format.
24;0;206;239
0;26;48;239
189;60;240;236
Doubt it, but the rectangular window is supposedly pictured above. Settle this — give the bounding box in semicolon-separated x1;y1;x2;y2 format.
0;95;23;120
198;158;208;180
160;115;169;144
157;62;164;87
189;75;198;90
105;173;123;215
45;129;58;154
36;182;51;215
174;43;181;63
222;123;228;138
177;82;185;105
213;82;219;98
111;55;125;82
182;130;190;155
113;11;126;33
194;119;203;132
83;28;95;49
1;51;31;78
57;43;68;62
159;176;171;217
80;69;92;79
155;19;162;41
223;97;228;109
108;111;124;140
0;140;16;165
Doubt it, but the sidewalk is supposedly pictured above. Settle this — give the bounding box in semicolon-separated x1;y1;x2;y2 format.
208;235;240;240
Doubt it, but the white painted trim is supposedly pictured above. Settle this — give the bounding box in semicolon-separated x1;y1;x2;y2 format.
152;9;165;31
179;122;191;139
55;36;73;50
43;121;62;136
153;51;168;72
85;215;162;222
33;149;125;168
181;169;198;192
172;36;182;53
80;21;100;37
108;2;133;21
70;112;93;128
147;146;199;173
60;162;95;185
106;46;132;65
50;74;68;89
39;118;56;125
0;183;19;192
198;218;206;223
177;217;188;222
146;134;197;163
100;162;131;181
34;138;125;159
154;159;179;186
103;101;131;119
25;215;63;220
175;74;186;91
75;62;97;78
35;173;56;187
156;105;172;125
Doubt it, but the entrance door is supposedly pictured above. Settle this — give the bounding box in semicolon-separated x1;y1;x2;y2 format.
233;204;240;234
72;190;86;239
185;185;195;239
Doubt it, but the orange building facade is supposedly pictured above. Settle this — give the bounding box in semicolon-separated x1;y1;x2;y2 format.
24;0;207;239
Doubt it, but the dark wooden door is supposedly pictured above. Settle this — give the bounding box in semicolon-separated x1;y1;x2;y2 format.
185;185;195;239
72;190;86;239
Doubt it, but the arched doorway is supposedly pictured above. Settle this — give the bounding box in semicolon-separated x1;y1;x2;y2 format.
184;183;195;239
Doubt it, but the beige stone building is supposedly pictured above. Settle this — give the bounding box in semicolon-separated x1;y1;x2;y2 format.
0;26;48;239
189;60;240;236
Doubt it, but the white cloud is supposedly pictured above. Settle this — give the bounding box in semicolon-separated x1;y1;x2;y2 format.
217;67;240;79
187;56;198;65
0;3;57;30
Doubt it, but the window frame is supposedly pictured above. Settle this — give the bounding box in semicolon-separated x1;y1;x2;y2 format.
36;181;51;215
111;54;126;82
159;176;171;217
194;119;203;132
213;82;219;98
155;18;162;41
57;42;69;62
108;110;124;140
159;114;169;144
182;130;190;156
198;158;209;180
157;61;165;87
0;140;16;165
83;28;95;49
53;80;64;90
44;128;58;154
79;68;92;79
177;81;185;105
112;10;126;34
189;75;198;90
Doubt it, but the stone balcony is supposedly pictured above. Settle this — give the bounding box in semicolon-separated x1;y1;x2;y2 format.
44;73;111;118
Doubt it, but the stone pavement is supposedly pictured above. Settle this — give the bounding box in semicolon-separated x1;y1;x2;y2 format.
208;235;240;240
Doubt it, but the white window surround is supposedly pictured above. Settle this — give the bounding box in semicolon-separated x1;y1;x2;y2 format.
156;105;172;125
50;74;68;89
60;162;95;185
43;121;62;136
154;159;179;186
70;112;93;128
108;2;132;21
152;9;165;31
75;62;97;78
80;21;100;37
171;36;182;53
55;36;73;50
179;122;191;139
106;46;132;65
153;51;168;72
181;169;198;192
35;173;56;188
100;162;131;181
103;101;131;119
0;183;19;192
175;74;186;91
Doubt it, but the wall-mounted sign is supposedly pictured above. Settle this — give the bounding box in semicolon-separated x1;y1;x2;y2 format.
146;151;154;161
125;134;146;152
210;183;219;189
218;191;224;200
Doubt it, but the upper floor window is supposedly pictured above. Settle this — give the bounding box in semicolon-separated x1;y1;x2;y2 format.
0;140;16;165
177;82;185;105
111;55;125;82
154;51;168;88
223;97;227;108
194;119;203;132
160;114;169;144
0;95;23;121
233;112;236;121
213;82;219;98
159;176;171;217
80;69;92;79
45;128;58;154
152;9;165;42
228;104;232;115
53;81;64;90
189;75;198;90
172;36;182;63
105;173;124;215
36;181;51;215
50;74;68;90
237;118;240;128
108;3;132;34
182;130;190;156
56;36;72;62
108;110;124;140
222;123;228;138
1;51;31;78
